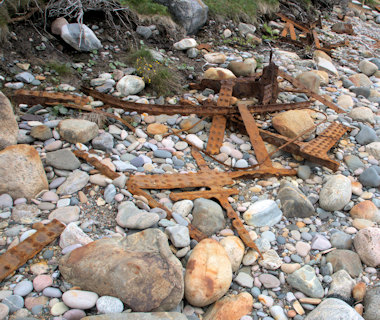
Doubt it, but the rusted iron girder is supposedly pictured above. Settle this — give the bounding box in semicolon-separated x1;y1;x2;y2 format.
278;70;346;114
13;90;93;111
230;118;347;171
127;154;295;258
206;82;233;154
0;220;65;282
276;13;347;53
73;150;121;180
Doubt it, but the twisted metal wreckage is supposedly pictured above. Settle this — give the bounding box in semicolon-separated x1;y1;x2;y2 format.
3;42;350;280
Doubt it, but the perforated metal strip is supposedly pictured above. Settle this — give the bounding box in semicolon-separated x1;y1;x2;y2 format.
0;219;65;282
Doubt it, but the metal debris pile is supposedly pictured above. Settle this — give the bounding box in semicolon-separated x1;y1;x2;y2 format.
12;56;349;257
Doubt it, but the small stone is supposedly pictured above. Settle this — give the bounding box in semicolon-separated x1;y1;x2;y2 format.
166;225;190;248
192;198;225;236
328;270;355;300
353;227;380;267
33;275;53;292
62;290;98;309
116;201;159;229
259;274;280;288
48;206;80;224
319;175;352;211
147;123;168;135
58;119;99;144
220;236;245;272
59;222;93;248
287;265;324;298
185;239;232;307
14;280;33;297
326;249;363;277
96;296;124;314
243;200;282;227
50;302;69;316
2;295;24;313
117;75;145;96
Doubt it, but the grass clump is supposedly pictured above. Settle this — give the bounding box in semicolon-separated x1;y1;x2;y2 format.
204;0;278;21
128;46;181;96
44;61;72;76
119;0;169;15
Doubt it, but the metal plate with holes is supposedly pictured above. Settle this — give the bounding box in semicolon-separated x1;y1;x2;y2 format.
206;81;234;154
0;219;65;282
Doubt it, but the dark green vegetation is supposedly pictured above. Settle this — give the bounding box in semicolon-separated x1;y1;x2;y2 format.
120;0;169;15
127;47;181;96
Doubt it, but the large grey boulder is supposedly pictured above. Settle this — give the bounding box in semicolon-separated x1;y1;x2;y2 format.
153;0;208;35
60;229;184;312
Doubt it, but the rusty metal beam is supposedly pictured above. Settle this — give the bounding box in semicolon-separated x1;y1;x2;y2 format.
12;90;93;111
0;220;65;281
278;70;347;113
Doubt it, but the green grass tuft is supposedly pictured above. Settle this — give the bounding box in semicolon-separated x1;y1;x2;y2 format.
127;46;181;96
204;0;278;21
44;61;72;76
119;0;169;15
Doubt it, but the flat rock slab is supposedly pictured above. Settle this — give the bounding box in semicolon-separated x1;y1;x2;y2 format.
0;144;48;200
60;229;183;312
82;313;187;320
45;149;81;170
58;119;98;144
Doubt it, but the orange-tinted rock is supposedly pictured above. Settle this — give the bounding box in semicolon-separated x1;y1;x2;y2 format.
350;200;378;221
203;292;253;320
147;123;169;135
184;239;232;307
0;144;48;199
353;282;366;301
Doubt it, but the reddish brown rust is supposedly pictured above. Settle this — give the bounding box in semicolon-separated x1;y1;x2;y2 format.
230;118;347;171
278;70;347;113
277;13;347;53
127;148;296;258
206;81;233;154
0;219;65;282
73;150;121;180
12;90;93;111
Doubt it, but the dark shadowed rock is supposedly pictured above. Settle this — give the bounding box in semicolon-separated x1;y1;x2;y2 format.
192;198;225;236
60;229;183;312
277;181;315;218
326;249;363;277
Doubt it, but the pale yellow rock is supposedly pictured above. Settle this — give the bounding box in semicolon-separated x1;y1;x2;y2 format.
203;68;236;80
220;236;245;272
204;52;227;64
185;239;232;307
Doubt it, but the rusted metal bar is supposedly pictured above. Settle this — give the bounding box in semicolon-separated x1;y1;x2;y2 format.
12;90;93;111
206;81;234;154
0;219;65;282
73;150;121;180
238;103;273;169
278;70;347;113
259;122;347;171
